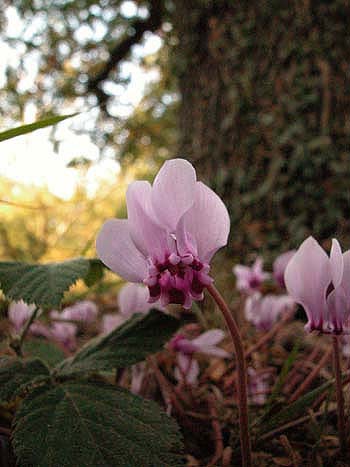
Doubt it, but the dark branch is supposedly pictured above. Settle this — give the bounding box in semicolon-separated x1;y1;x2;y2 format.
87;0;163;107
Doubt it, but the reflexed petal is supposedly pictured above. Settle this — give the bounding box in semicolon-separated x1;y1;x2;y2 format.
151;159;197;232
284;236;331;330
177;352;192;374
118;283;151;317
101;314;126;334
252;258;270;281
273;250;296;286
327;287;348;333
62;300;98;323
126;181;170;260
130;362;146;395
330;239;344;288
176;182;230;262
192;330;226;348
233;265;251;280
341;250;350;304
175;354;199;385
8;301;35;332
96;219;147;282
198;346;231;358
185;358;200;385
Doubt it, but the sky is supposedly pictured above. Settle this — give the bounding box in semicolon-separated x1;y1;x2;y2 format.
0;2;163;200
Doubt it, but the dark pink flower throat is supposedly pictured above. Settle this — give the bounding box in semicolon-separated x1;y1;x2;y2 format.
144;252;213;309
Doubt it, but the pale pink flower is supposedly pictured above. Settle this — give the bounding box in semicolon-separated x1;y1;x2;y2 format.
233;258;270;294
130;362;146;395
59;300;98;323
8;301;35;332
244;293;295;331
285;236;350;334
101;283;163;334
273;250;296;288
101;314;126;334
247;368;270;405
49;321;77;351
96;159;230;309
174;355;200;385
170;329;230;385
8;301;50;338
341;336;350;357
118;283;160;318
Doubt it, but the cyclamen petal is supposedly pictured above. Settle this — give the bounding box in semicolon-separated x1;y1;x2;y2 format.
245;293;294;331
285;236;331;332
8;301;35;332
101;314;126;334
61;300;98;323
151;159;197;232
285;236;350;334
273;250;296;288
191;329;226;348
126;181;170;261
330;239;344;289
96;219;148;282
176;182;230;263
340;251;350;304
96;158;230;309
233;257;269;294
118;283;158;317
175;353;200;385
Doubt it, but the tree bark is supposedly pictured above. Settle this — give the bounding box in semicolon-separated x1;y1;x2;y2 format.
173;1;350;257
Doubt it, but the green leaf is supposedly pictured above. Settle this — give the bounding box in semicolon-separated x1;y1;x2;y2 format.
257;379;333;436
0;258;90;308
58;310;180;375
0;113;78;143
267;340;300;406
0;357;50;404
13;381;184;467
23;339;65;367
83;259;105;287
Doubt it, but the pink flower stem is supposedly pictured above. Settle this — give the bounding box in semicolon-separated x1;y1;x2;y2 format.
332;336;347;454
207;283;252;467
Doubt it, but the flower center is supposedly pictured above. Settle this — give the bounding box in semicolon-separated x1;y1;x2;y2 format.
143;252;213;309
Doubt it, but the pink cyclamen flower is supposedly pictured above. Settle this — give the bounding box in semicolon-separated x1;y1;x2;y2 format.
96;159;230;309
118;283;161;318
130;362;146;395
233;257;270;294
285;236;350;334
49;321;77;351
8;301;50;338
273;250;296;288
170;329;231;385
341;336;350;357
247;368;270;405
8;301;35;332
101;283;163;334
244;293;295;331
59;300;98;323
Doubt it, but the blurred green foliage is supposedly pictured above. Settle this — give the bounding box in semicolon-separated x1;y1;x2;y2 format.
1;1;350;262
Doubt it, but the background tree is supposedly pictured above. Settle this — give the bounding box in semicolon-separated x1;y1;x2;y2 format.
1;0;350;259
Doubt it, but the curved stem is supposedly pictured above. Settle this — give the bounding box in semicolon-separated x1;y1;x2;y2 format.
207;283;252;467
332;336;347;454
10;306;40;357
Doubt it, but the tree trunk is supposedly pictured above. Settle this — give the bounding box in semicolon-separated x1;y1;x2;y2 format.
173;0;350;257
